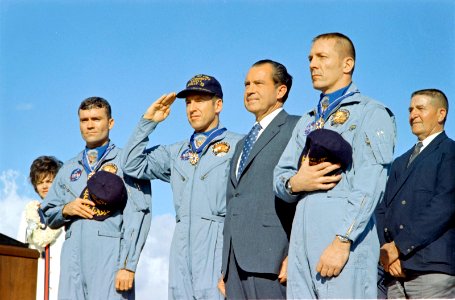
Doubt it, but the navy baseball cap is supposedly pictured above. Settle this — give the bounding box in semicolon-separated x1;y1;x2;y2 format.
82;171;127;221
298;129;353;175
176;74;223;99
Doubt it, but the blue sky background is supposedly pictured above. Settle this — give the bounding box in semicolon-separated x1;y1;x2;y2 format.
1;1;454;298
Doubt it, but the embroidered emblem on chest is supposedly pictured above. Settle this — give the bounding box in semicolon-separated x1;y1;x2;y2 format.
101;163;118;174
212;142;230;157
70;168;82;181
330;109;350;126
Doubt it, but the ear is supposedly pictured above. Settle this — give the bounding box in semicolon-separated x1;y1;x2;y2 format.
276;85;288;102
437;108;447;124
108;118;115;130
214;98;223;114
343;57;355;74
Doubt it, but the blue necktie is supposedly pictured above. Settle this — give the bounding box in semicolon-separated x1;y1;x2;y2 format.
237;123;262;179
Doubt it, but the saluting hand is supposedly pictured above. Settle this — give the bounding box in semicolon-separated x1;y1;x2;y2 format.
62;198;95;219
143;93;177;122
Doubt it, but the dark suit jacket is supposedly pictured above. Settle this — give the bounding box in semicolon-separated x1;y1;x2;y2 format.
222;110;299;275
376;131;455;275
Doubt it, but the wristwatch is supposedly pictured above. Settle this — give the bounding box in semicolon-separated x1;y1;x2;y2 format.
336;235;351;243
285;178;294;195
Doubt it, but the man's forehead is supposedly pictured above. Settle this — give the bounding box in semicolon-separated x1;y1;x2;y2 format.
79;107;109;116
246;64;273;80
410;95;432;106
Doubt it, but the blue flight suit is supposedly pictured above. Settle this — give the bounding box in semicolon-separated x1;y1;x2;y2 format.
122;118;242;300
42;145;151;300
274;83;396;298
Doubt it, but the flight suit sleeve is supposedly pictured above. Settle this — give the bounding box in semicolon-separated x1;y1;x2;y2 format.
42;168;76;229
273;116;309;203
339;106;396;242
122;118;172;182
119;175;152;272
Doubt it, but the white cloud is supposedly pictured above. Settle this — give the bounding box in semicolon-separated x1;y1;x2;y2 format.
135;214;175;300
0;170;35;239
0;170;174;300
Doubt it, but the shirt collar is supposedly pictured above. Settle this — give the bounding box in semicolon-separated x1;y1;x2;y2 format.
419;131;443;151
319;82;352;105
257;107;283;133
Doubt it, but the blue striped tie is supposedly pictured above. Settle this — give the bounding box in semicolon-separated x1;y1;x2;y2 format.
237;123;262;179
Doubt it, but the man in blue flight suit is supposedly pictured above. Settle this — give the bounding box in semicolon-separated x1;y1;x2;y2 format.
121;75;242;300
274;32;396;298
376;89;455;298
42;97;152;300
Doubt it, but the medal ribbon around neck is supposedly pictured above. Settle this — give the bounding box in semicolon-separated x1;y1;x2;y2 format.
314;91;358;129
82;143;115;175
188;127;227;165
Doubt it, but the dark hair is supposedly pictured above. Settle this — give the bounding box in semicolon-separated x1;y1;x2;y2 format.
78;97;112;119
412;88;449;124
252;59;293;103
313;32;356;75
29;156;63;193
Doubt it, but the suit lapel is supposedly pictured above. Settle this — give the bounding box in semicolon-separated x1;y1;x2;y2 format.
237;110;288;181
230;138;244;187
388;132;447;201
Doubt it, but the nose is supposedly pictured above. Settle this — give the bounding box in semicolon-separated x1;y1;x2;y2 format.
187;101;196;112
309;58;317;70
245;84;255;96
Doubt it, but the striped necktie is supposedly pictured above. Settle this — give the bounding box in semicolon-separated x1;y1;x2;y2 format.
407;141;423;167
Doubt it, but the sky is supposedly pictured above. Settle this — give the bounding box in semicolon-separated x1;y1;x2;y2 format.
0;0;454;299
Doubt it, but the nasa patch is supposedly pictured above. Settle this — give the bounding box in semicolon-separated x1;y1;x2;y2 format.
70;168;82;182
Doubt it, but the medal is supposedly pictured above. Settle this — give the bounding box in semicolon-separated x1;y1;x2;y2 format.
82;144;115;175
187;126;227;166
188;151;199;165
194;134;207;148
314;88;358;130
87;149;98;166
315;117;325;129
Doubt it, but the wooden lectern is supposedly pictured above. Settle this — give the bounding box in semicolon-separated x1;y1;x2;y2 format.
0;233;39;300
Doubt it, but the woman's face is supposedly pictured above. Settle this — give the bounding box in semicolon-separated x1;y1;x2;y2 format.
35;174;55;199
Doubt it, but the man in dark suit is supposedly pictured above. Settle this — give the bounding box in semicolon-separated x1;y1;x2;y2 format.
219;59;299;299
376;88;455;298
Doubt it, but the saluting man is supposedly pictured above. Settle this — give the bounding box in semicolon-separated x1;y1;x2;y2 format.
122;75;242;300
42;97;152;299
